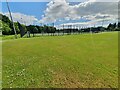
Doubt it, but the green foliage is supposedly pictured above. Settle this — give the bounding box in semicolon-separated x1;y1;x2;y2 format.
21;24;27;33
33;27;38;33
2;34;21;40
43;25;47;33
1;14;11;26
114;28;120;31
2;22;12;35
107;23;119;31
50;27;56;33
0;20;2;33
39;26;44;33
14;22;20;34
26;25;34;32
1;13;119;36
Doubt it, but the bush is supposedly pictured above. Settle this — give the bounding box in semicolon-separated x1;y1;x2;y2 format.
2;22;12;35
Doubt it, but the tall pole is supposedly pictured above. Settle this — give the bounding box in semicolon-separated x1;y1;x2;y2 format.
63;24;64;35
53;23;54;27
102;16;105;27
101;16;105;32
6;0;17;39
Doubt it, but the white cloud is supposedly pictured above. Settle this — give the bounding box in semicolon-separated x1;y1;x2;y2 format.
40;0;71;23
56;13;118;29
74;1;118;16
40;0;118;26
4;12;38;25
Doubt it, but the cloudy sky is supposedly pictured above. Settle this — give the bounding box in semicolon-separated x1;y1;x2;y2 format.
1;0;119;28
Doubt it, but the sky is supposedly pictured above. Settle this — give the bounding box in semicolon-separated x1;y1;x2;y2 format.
1;0;119;28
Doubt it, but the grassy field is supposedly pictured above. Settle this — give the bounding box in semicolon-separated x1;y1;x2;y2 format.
0;36;2;89
2;32;118;88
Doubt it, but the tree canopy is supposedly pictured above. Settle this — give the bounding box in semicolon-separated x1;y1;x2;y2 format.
1;13;120;36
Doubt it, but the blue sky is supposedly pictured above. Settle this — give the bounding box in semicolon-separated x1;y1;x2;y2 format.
2;2;88;26
2;2;48;20
1;0;118;28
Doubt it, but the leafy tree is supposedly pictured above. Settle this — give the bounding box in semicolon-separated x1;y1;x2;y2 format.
113;23;116;29
43;25;48;33
21;24;27;33
47;26;51;35
33;27;38;37
50;27;56;35
1;14;11;25
14;22;20;34
40;26;44;35
35;26;41;33
107;23;117;31
27;25;34;32
2;22;12;35
0;20;2;33
107;23;112;31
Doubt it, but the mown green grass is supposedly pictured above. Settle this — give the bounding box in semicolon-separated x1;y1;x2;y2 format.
2;32;118;88
0;39;2;89
2;35;21;40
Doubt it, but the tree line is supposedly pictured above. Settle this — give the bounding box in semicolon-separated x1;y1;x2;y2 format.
0;14;120;36
0;14;56;36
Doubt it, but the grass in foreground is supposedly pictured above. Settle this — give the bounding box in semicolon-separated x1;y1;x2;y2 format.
2;32;118;88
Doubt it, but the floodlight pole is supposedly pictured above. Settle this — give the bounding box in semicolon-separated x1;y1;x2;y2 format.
6;0;17;39
53;23;54;27
63;24;64;35
102;16;105;27
101;16;105;32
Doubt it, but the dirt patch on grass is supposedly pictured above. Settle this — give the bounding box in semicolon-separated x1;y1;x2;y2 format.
51;70;84;88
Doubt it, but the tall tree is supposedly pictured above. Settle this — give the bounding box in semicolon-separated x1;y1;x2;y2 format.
2;21;12;35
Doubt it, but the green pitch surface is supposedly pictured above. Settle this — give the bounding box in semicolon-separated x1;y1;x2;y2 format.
2;32;118;88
